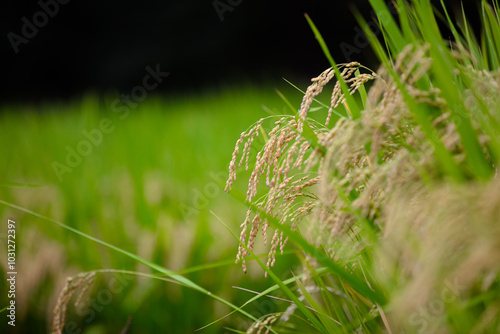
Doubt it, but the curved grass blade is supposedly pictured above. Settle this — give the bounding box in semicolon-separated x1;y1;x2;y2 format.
353;7;465;182
175;249;297;276
414;0;493;179
282;77;346;119
367;0;406;54
292;273;342;332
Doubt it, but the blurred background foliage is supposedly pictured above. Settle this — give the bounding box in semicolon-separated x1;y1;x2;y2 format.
0;84;316;333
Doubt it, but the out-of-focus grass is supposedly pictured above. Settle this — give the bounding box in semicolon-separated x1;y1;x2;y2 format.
0;84;306;333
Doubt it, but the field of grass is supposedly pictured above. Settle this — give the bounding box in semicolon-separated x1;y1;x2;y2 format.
3;0;500;333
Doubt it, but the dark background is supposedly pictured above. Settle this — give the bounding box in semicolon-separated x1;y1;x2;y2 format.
1;0;479;103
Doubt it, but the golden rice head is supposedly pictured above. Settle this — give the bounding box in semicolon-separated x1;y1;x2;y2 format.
52;272;96;334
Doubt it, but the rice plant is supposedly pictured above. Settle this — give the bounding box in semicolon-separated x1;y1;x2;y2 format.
223;1;500;332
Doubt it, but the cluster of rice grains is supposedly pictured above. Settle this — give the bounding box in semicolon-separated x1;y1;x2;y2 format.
226;44;500;331
225;61;380;274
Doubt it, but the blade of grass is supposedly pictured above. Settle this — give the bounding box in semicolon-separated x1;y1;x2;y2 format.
282;77;346;119
0;181;43;187
395;0;418;43
355;69;368;109
367;0;407;54
292;273;342;332
439;0;473;68
275;89;327;155
482;0;500;69
414;0;493;179
223;328;247;334
304;13;361;119
353;7;465;181
461;3;484;68
233;285;340;325
175;249;297;276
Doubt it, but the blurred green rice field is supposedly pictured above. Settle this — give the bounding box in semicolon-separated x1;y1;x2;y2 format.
0;84;305;333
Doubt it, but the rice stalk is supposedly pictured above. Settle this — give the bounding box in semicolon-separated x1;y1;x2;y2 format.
225;3;500;329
